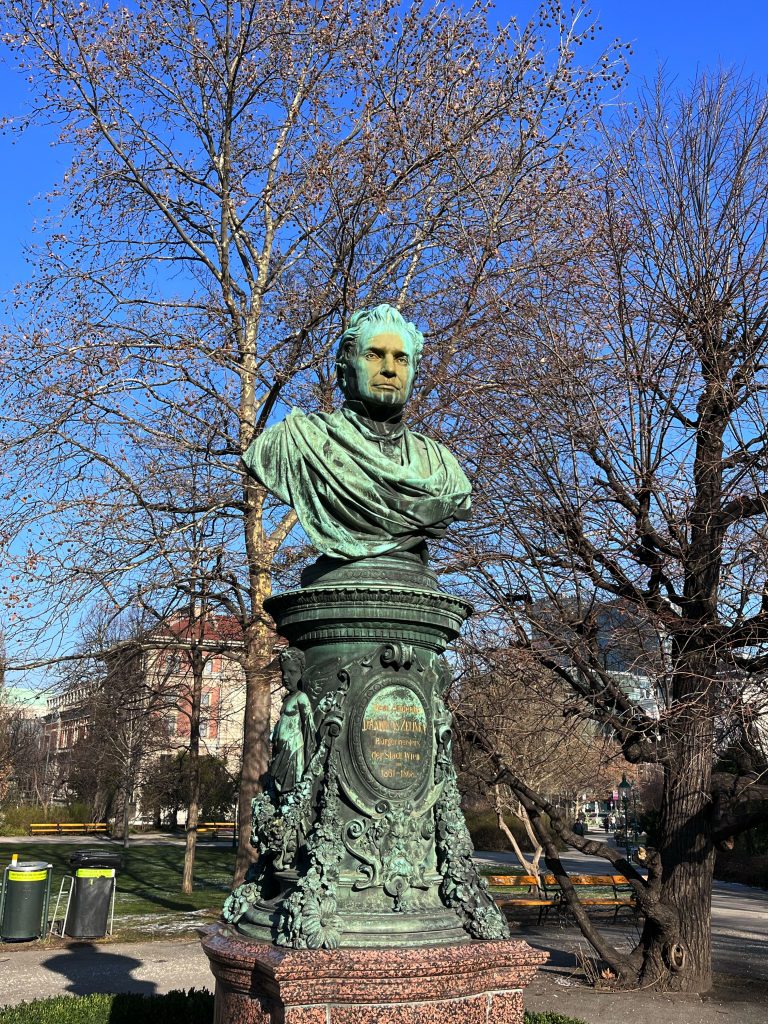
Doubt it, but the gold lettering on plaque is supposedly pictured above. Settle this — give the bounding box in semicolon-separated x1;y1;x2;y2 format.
359;685;429;790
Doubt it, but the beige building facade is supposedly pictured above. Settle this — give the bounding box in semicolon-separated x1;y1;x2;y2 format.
42;614;271;809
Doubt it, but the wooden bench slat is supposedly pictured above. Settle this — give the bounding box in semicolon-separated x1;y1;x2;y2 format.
29;822;109;834
496;899;552;907
488;873;555;923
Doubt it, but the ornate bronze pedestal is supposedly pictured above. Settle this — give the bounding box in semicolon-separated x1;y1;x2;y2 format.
222;554;505;947
203;555;547;1022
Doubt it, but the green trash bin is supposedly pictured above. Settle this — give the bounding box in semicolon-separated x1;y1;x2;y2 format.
65;850;121;938
0;860;52;941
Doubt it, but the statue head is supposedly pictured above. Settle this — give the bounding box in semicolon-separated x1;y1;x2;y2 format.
279;647;305;691
336;304;425;413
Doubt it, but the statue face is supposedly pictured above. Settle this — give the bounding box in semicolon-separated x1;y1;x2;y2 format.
281;659;302;691
348;330;415;411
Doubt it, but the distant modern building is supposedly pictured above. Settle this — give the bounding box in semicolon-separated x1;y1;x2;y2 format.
531;597;662;720
606;670;660;721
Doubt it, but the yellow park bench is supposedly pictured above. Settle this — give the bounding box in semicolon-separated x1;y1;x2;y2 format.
553;873;639;921
490;872;638;924
486;874;557;923
29;822;109;836
196;821;236;839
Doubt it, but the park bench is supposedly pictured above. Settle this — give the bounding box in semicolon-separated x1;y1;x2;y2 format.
196;821;236;839
486;874;557;923
29;822;109;836
541;873;638;922
490;873;638;924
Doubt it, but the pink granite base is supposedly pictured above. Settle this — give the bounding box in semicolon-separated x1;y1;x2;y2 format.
201;923;548;1024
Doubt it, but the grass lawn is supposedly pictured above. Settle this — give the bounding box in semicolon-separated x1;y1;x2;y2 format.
0;843;236;941
477;863;526;875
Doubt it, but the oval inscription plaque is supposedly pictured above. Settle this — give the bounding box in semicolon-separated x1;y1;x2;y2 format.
360;684;429;790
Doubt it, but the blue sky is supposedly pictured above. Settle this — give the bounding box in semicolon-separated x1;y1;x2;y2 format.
0;1;766;299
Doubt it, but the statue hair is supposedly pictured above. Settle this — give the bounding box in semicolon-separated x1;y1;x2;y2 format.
279;647;306;673
336;304;424;396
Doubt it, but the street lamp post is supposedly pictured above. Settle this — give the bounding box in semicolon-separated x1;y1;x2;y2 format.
618;773;632;861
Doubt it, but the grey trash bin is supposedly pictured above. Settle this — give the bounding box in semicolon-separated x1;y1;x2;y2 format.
65;849;122;938
0;859;53;941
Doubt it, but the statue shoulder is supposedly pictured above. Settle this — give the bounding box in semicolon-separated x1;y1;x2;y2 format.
407;428;471;488
242;409;333;470
259;407;334;440
407;428;455;464
407;427;444;451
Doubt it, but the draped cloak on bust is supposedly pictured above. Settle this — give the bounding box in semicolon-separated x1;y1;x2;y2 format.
242;405;472;561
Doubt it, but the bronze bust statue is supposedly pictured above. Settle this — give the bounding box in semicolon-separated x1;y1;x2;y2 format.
242;304;471;560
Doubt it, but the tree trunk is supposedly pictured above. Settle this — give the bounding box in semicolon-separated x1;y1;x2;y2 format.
234;631;273;884
234;484;275;885
121;783;131;850
626;638;720;991
182;650;204;895
635;657;716;991
110;784;125;842
494;785;542;875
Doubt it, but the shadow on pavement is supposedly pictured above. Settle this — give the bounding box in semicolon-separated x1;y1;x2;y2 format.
525;942;578;971
42;942;157;997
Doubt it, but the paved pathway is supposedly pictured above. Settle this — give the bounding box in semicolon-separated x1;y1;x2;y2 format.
2;930;767;1024
0;939;204;1001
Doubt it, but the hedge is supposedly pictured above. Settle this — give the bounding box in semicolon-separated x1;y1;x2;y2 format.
525;1015;588;1024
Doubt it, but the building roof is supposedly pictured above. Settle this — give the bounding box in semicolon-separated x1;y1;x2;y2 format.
151;613;245;647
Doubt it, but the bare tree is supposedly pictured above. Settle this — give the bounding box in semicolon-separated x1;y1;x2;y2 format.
454;635;622;874
0;0;629;878
0;658;14;805
456;71;768;991
153;598;233;895
66;658;168;843
58;613;174;842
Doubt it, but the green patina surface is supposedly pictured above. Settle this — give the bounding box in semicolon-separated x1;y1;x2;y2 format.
228;305;507;948
241;304;471;561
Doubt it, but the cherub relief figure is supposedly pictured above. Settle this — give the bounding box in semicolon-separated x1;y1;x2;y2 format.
270;647;315;795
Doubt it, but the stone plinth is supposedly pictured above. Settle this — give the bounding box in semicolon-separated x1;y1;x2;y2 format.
202;922;548;1024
